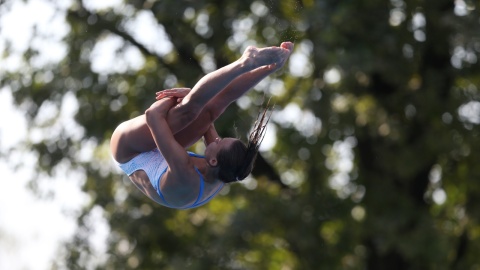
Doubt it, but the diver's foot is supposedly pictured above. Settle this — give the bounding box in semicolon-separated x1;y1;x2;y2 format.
241;42;294;70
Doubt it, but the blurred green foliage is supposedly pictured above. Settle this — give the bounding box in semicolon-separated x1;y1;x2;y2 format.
2;0;480;269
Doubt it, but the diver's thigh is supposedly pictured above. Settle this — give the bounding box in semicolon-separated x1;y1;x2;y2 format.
110;115;157;163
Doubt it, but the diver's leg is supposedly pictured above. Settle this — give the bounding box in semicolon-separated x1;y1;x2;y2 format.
162;44;291;135
164;42;293;146
205;42;293;116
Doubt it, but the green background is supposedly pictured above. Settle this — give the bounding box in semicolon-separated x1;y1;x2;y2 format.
2;0;480;269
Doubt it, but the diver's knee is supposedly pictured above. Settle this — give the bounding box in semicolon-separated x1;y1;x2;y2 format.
204;104;223;121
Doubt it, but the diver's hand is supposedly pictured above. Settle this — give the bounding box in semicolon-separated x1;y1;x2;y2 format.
156;88;191;103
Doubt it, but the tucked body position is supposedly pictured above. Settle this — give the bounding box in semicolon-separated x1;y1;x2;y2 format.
110;42;293;209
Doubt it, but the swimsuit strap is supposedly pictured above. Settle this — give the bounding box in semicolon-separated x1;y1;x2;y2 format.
190;167;205;206
187;151;205;158
184;167;224;209
188;152;206;207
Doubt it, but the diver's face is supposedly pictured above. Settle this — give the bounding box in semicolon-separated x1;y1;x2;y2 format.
204;137;237;166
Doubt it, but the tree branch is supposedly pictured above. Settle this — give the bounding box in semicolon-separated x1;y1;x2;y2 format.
66;6;202;76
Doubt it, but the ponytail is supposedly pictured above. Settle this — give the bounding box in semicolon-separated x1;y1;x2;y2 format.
217;100;272;183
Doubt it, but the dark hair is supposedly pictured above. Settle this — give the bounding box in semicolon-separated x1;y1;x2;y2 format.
217;102;272;183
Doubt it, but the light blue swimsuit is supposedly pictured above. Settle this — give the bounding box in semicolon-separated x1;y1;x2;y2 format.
117;148;223;209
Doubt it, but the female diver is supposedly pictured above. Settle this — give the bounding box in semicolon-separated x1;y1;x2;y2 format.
110;42;293;209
